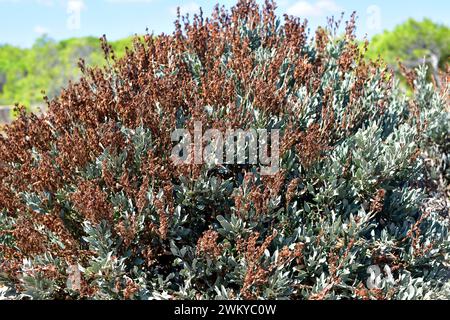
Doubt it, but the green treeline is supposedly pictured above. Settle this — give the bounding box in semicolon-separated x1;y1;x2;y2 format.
0;36;133;107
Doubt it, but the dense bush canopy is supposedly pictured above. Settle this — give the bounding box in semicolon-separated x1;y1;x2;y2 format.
0;0;448;300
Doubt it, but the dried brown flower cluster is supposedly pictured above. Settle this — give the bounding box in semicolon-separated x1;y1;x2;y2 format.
196;230;223;259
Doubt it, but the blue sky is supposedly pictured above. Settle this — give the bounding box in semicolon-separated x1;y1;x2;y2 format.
0;0;449;47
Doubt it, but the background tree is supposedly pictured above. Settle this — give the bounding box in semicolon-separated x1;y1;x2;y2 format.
0;36;132;109
367;19;449;86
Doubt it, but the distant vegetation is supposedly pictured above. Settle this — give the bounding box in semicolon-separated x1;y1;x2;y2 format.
0;36;133;107
367;19;449;85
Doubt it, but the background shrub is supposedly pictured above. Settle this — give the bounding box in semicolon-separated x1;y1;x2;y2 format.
0;0;448;300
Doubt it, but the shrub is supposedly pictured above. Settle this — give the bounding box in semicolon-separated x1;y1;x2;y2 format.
0;0;448;300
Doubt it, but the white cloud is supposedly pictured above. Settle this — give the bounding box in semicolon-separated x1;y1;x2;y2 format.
67;0;85;11
287;0;341;17
33;25;49;35
170;2;200;17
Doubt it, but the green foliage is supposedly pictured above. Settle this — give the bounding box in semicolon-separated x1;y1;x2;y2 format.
367;19;449;83
0;35;133;108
